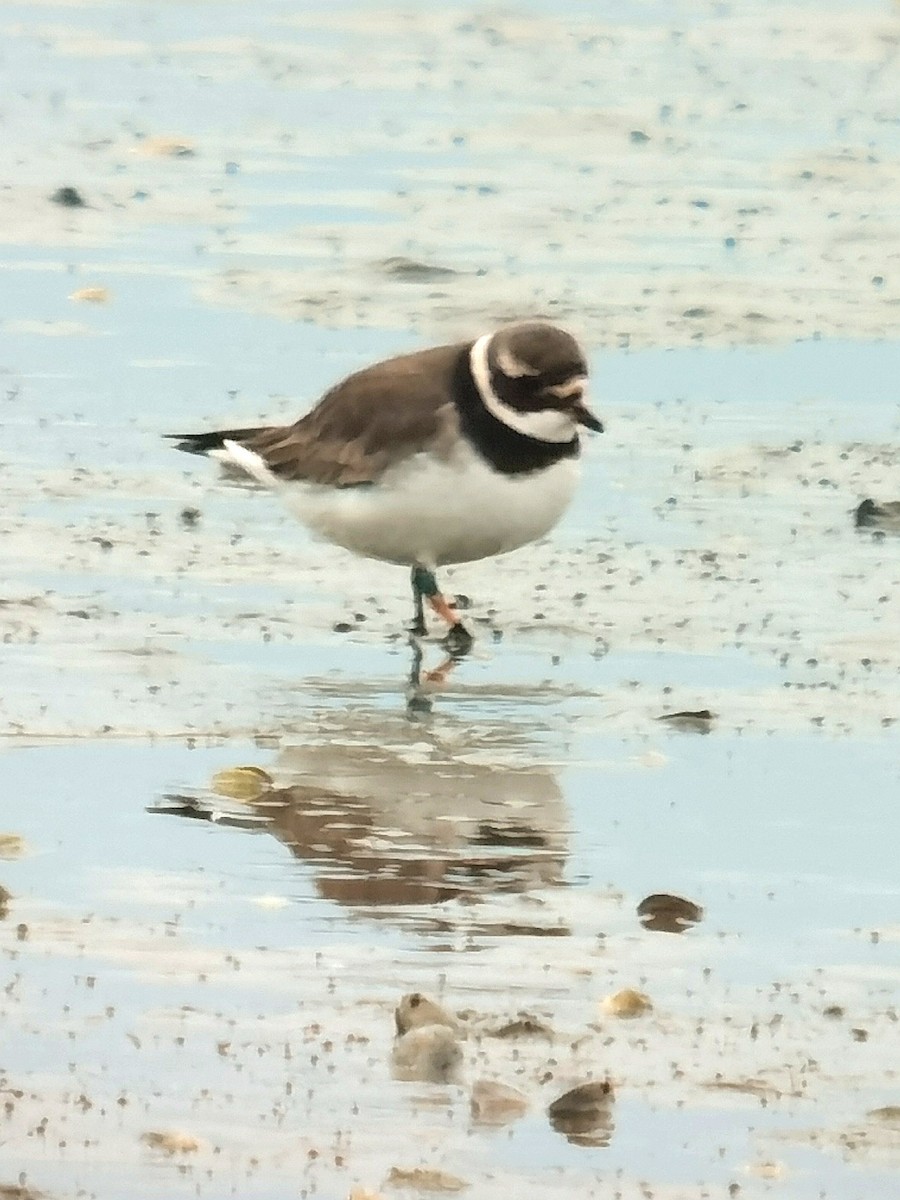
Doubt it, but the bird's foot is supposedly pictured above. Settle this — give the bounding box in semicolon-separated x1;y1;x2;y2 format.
411;566;475;655
443;622;474;657
428;591;472;641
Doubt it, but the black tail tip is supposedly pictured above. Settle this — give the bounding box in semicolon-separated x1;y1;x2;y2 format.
165;431;224;456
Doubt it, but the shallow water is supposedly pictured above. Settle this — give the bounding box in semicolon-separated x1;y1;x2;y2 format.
2;0;900;1196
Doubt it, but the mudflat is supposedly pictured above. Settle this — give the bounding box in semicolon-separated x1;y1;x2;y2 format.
1;2;898;1197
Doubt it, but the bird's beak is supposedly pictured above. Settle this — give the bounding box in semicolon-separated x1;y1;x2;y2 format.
572;399;604;433
543;377;603;433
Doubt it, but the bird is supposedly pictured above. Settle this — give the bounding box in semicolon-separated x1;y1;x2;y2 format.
167;321;603;649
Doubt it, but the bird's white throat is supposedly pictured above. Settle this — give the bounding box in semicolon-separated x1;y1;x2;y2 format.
469;334;577;444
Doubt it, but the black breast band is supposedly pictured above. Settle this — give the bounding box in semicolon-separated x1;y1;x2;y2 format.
451;349;580;476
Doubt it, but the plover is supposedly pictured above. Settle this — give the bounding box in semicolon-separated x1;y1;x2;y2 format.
168;321;602;649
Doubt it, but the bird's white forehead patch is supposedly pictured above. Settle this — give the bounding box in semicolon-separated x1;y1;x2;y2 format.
495;343;540;379
544;375;588;401
469;334;576;445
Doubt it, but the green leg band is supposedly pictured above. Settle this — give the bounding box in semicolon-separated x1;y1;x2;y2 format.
412;566;439;598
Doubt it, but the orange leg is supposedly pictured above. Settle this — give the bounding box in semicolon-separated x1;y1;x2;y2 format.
427;591;460;627
411;566;473;654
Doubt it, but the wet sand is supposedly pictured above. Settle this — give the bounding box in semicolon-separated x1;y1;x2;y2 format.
2;0;899;1197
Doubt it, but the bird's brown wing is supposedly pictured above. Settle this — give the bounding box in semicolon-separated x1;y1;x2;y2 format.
229;343;465;487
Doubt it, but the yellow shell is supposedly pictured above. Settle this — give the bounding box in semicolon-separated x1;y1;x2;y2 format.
600;988;653;1018
210;766;272;802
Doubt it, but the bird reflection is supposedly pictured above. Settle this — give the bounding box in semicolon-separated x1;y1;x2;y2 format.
154;701;568;922
405;636;471;714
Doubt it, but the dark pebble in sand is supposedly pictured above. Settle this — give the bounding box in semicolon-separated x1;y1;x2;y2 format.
489;1016;554;1040
51;185;86;207
855;498;900;531
180;506;202;528
332;621;354;633
0;1185;46;1200
637;892;704;933
656;708;715;733
868;1106;900;1124
549;1079;613;1116
380;256;459;281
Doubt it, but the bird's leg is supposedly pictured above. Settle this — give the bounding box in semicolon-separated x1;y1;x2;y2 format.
412;565;474;655
409;565;428;637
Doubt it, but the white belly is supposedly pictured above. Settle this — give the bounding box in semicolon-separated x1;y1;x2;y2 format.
277;446;580;567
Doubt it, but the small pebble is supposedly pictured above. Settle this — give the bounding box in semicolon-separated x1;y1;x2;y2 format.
385;1167;467;1193
637;892;703;933
392;1025;462;1084
141;1129;203;1154
51;185;86;207
470;1079;529;1126
548;1080;614;1147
